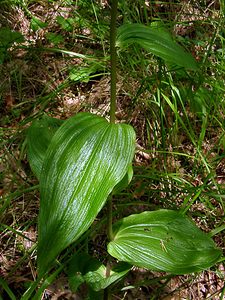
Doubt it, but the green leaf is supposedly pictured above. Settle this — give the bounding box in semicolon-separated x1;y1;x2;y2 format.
84;261;130;291
112;165;133;195
108;210;222;274
116;23;198;70
0;27;24;48
45;32;64;45
30;17;48;31
27;115;63;179
56;16;75;32
69;62;105;83
149;21;174;41
68;252;131;292
38;112;136;276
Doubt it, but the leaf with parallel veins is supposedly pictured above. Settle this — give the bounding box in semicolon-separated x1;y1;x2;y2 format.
37;112;136;276
108;210;221;274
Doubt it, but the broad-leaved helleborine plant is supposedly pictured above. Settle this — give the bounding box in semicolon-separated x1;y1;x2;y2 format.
26;1;222;299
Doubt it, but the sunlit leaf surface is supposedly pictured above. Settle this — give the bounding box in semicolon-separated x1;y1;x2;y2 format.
108;210;221;274
117;23;198;70
37;112;136;276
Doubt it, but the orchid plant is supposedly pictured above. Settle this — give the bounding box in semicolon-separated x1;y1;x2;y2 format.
25;1;221;299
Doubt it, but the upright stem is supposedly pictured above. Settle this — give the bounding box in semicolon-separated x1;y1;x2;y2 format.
107;196;113;241
109;0;118;124
105;4;118;300
107;0;118;243
105;5;119;300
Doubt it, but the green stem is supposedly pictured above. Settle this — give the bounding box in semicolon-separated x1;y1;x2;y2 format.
107;196;113;241
107;0;118;243
104;287;112;300
103;262;112;300
109;0;118;124
105;6;118;298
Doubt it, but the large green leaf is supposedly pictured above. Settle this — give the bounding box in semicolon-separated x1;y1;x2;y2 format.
37;112;136;276
0;27;24;48
112;164;133;195
116;23;198;70
0;27;24;63
27;115;63;179
68;252;131;292
108;210;221;274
